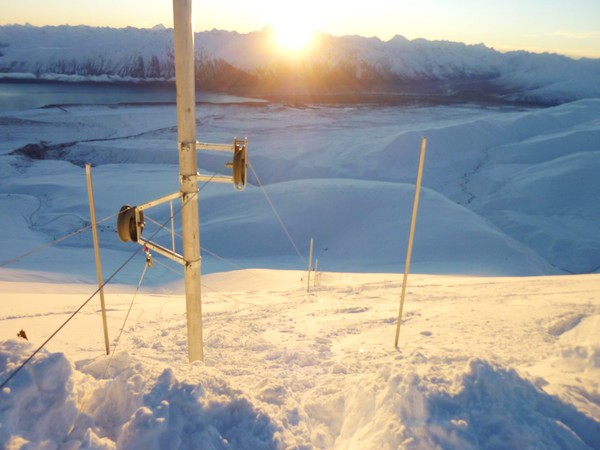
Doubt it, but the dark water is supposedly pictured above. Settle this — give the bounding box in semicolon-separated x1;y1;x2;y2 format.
0;81;265;112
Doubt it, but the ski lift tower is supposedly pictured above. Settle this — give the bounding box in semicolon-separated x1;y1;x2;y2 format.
117;0;248;363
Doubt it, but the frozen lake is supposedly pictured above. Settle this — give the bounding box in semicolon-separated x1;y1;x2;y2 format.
0;81;265;111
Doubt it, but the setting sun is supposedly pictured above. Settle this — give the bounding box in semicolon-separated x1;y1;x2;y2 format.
273;22;314;51
269;9;317;53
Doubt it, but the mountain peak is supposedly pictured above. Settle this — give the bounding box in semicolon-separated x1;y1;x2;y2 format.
389;34;409;43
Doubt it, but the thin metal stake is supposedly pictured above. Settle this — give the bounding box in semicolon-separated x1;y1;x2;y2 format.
170;199;176;253
307;238;314;293
85;163;110;355
395;137;427;348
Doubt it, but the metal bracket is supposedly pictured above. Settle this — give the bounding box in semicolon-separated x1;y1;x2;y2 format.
117;138;247;270
183;172;233;184
136;191;181;212
196;137;248;191
139;237;184;266
185;258;201;271
196;142;235;152
117;191;185;265
178;141;196;153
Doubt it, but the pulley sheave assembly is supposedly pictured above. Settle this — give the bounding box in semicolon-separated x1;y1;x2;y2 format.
115;137;248;266
228;138;248;191
116;191;182;265
196;137;248;191
117;204;144;242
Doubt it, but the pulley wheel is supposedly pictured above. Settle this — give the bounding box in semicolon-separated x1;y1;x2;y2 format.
117;204;143;242
232;141;247;191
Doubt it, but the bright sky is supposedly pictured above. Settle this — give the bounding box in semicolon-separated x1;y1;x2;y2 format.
2;0;600;58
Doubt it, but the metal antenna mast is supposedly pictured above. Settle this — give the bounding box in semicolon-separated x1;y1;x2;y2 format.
117;0;248;362
173;0;202;362
116;0;247;363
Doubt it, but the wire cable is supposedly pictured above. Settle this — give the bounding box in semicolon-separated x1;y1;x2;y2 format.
0;225;91;268
0;192;197;390
67;260;149;435
0;209;120;269
248;160;306;265
104;262;148;375
0;244;144;391
144;214;248;273
151;256;183;276
0;171;217;271
200;246;247;272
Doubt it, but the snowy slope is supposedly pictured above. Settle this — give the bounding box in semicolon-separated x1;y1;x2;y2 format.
1;100;599;279
0;100;600;279
1;271;599;448
1;25;600;103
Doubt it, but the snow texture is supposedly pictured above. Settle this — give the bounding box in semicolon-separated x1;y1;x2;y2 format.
1;271;599;449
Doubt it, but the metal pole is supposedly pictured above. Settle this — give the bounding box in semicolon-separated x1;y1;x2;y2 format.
173;0;203;362
85;163;110;355
307;238;314;292
395;137;427;348
170;200;176;252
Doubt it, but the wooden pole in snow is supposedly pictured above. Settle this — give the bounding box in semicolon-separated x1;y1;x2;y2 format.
395;136;427;348
173;0;203;362
85;163;110;355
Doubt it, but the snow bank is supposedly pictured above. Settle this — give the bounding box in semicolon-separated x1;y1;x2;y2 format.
0;340;78;446
473;100;600;273
0;342;281;449
325;359;600;449
558;315;600;372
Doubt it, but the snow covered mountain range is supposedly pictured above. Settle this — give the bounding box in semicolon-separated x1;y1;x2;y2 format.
1;24;600;104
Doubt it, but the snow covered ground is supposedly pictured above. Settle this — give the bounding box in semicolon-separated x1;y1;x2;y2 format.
1;98;599;448
1;271;599;448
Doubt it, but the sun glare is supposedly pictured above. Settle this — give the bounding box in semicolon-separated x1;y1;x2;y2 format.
271;15;315;52
274;24;314;51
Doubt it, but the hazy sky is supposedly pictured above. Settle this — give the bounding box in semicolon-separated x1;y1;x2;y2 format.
2;0;600;58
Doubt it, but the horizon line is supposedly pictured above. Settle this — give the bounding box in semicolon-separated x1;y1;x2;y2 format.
1;22;598;60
